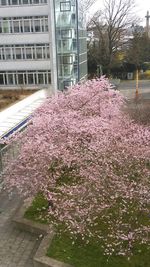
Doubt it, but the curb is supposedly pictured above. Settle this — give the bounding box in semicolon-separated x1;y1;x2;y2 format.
13;198;73;267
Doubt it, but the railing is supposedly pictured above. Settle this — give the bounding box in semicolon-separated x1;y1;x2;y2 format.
0;142;20;175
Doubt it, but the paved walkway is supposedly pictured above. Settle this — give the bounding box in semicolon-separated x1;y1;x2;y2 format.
0;189;40;267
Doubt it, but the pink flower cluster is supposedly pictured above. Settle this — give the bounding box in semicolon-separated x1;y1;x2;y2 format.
2;77;150;256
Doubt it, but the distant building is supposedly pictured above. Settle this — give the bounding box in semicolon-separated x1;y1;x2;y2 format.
0;0;87;91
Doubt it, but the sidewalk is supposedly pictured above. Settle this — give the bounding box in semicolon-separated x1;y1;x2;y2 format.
0;189;40;267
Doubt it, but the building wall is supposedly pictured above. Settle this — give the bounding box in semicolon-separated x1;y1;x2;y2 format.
0;0;51;89
0;0;87;91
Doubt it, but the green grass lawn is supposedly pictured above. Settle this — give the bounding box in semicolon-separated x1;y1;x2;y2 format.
24;194;150;267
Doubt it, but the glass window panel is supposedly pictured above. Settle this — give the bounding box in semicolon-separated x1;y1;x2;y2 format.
10;21;13;33
3;20;9;33
16;48;22;59
0;74;4;85
26;47;32;59
12;0;18;4
46;46;50;58
34;20;41;32
71;13;76;24
72;39;77;50
18;73;24;84
36;47;42;59
0;22;2;33
28;73;34;84
63;65;71;75
48;72;51;84
23;0;28;4
0;48;2;60
33;0;39;3
38;73;44;84
60;1;71;11
24;20;30;32
44;18;48;31
5;48;12;60
63;55;72;64
62;40;70;51
1;0;6;5
61;29;72;38
13;20;20;33
20;20;23;32
64;80;72;88
7;74;14;85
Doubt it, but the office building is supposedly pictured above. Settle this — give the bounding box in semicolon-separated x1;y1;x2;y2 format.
0;0;87;91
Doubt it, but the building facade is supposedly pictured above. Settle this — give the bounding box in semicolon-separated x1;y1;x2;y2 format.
0;0;87;91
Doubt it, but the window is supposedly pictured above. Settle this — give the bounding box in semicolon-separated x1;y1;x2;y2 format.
7;74;14;85
34;20;41;32
1;0;6;5
48;72;51;84
16;48;22;59
0;70;51;86
38;73;44;84
0;22;2;33
0;0;47;5
61;29;72;38
33;0;39;3
26;47;32;59
3;20;9;33
44;18;48;31
13;20;20;33
72;39;77;50
71;13;76;23
64;80;72;88
62;40;70;51
46;46;50;58
60;1;71;11
24;20;30;32
63;65;71;75
0;74;4;84
36;47;42;59
59;55;72;64
23;0;29;4
18;73;24;84
5;48;12;60
12;0;18;4
28;73;34;84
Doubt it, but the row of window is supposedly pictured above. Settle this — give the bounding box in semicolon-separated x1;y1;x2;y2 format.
0;16;48;34
0;70;51;85
0;0;47;5
0;44;50;60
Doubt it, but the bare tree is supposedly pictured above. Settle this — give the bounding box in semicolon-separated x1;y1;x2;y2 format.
79;0;97;13
79;0;97;26
88;0;137;75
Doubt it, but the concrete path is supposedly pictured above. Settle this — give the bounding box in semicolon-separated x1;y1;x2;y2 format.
0;189;40;267
118;80;150;99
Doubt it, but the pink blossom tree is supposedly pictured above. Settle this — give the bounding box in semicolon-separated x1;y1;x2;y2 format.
2;78;150;256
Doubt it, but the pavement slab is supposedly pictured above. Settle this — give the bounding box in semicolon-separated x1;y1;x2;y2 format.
0;190;40;267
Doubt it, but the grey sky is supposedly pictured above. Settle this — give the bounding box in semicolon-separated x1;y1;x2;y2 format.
90;0;150;26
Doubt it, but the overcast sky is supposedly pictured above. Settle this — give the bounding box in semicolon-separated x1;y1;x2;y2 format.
90;0;150;26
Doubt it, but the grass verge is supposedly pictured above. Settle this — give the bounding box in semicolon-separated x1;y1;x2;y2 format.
24;194;150;267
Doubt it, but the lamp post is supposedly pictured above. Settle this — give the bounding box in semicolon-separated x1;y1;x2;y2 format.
136;69;139;97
